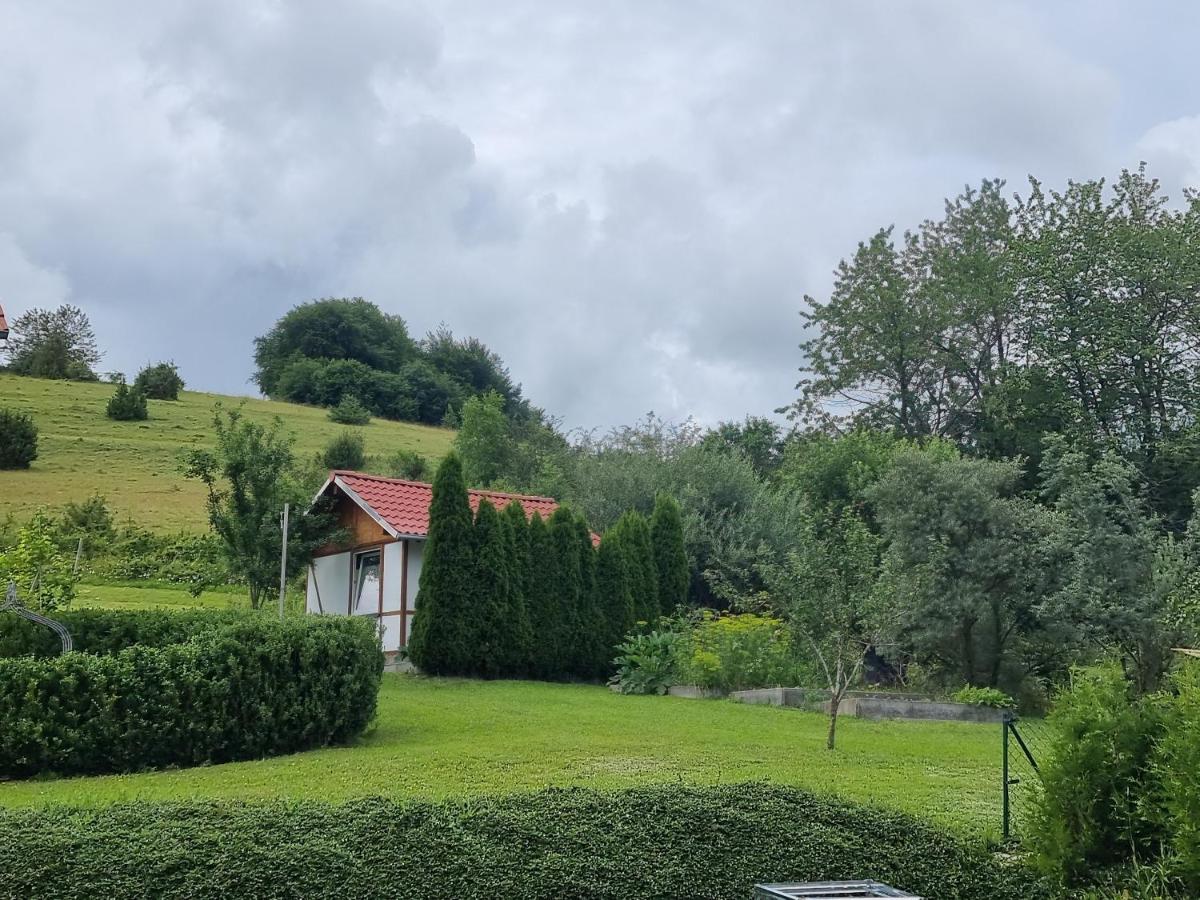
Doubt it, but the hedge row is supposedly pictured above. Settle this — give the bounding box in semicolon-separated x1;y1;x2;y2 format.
0;607;251;658
0;616;382;777
0;784;1048;900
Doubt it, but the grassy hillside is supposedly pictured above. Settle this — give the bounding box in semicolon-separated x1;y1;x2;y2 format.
0;373;456;532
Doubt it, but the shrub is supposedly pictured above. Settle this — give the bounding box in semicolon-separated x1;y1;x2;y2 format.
678;612;803;693
0;784;1049;900
385;448;428;481
0;613;381;777
322;430;366;470
105;378;148;421
0;510;77;611
59;494;116;553
1031;663;1168;885
610;630;682;695
86;527;229;593
327;394;371;425
133;362;185;400
1159;662;1200;892
952;685;1017;710
0;409;38;469
0;608;249;658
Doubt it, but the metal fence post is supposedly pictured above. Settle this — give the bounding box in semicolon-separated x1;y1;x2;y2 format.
1001;711;1011;841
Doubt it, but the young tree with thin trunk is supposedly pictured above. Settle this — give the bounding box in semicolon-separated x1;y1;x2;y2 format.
183;405;336;609
761;511;884;750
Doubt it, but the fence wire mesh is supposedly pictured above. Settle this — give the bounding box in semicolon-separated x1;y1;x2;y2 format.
1002;713;1055;841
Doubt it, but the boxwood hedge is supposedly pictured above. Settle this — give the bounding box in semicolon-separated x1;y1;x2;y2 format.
0;784;1049;900
0;607;251;658
0;613;382;777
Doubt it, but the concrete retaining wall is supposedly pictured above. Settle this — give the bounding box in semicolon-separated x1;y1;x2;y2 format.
727;687;1007;723
667;684;726;699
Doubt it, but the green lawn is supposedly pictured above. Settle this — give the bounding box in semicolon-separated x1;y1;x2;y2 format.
0;372;456;531
73;581;248;612
0;676;1003;837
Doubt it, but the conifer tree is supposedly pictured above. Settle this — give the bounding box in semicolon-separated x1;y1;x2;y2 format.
612;510;660;625
525;512;559;679
650;494;689;614
500;501;535;675
407;453;475;674
548;507;583;679
471;499;512;678
594;533;635;674
574;517;607;678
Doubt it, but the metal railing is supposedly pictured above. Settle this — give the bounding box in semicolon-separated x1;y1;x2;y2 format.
1001;711;1054;841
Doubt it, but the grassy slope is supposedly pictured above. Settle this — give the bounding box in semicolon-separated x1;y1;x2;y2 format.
0;675;1002;837
0;373;455;532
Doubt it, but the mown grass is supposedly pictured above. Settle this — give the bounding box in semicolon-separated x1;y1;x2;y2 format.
0;372;456;532
72;581;246;612
0;675;1003;838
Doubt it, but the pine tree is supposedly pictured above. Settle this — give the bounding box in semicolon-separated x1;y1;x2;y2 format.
500;501;535;675
574;517;607;679
594;533;635;675
650;494;689;614
407;453;475;675
525;512;559;680
548;507;583;679
471;499;511;678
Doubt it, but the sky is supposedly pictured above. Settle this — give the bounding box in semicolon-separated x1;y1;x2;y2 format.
2;1;1199;430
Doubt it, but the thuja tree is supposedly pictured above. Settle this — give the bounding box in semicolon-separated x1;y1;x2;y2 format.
502;501;535;674
547;508;583;679
650;494;688;614
610;511;659;625
524;512;559;679
470;500;514;678
407;454;476;674
594;534;635;672
574;517;608;678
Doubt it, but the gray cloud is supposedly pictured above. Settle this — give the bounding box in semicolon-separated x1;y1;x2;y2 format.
0;0;1193;428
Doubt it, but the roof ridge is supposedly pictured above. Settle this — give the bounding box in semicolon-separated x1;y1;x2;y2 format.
333;470;558;504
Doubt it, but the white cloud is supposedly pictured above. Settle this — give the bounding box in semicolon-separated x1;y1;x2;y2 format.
0;0;1177;428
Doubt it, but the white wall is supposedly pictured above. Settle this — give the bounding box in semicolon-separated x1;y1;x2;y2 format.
406;540;424;611
307;552;350;615
383;543;403;612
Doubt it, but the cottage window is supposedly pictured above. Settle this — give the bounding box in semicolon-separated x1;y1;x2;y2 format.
352;549;381;615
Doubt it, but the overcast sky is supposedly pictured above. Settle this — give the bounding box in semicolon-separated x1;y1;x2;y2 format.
2;2;1199;430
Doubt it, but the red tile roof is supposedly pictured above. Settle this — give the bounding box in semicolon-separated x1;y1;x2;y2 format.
0;304;8;338
327;470;563;538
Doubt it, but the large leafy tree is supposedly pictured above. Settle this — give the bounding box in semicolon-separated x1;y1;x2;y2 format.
183;405;337;609
1039;440;1186;692
4;305;101;381
253;297;416;396
868;449;1064;690
455;391;512;487
406;453;476;674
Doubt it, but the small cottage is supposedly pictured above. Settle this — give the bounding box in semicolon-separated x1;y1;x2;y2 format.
307;470;561;660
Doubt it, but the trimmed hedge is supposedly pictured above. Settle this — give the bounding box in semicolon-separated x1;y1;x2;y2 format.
0;615;382;777
0;784;1048;900
0;608;251;658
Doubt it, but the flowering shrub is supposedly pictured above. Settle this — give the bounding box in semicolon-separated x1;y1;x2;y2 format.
678;612;804;693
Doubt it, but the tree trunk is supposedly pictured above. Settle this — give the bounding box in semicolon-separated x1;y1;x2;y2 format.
826;657;844;751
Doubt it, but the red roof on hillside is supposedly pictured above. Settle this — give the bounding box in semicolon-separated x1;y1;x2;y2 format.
323;470;564;539
0;304;8;338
